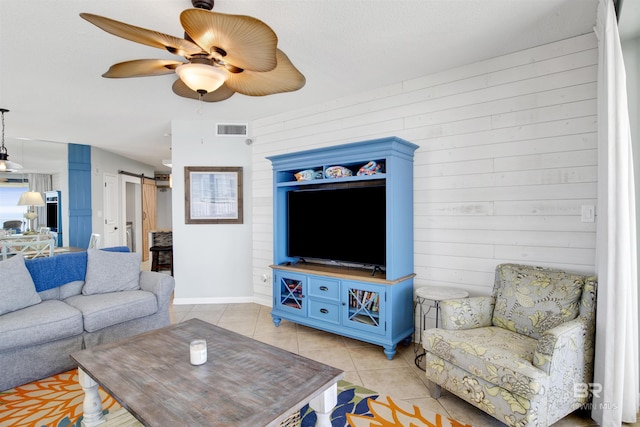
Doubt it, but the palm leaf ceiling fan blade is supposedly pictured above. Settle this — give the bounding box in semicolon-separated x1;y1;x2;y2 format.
103;59;184;78
180;8;278;72
225;49;305;96
80;2;304;102
172;79;235;102
80;13;204;57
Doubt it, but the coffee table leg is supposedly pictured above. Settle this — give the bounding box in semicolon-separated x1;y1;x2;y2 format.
309;382;337;427
78;368;105;426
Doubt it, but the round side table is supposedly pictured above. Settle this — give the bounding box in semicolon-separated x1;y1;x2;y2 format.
414;285;469;370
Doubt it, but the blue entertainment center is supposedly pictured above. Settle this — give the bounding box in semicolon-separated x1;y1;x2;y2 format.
268;137;418;359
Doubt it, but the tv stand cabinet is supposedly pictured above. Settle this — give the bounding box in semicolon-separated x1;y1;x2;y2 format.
267;137;418;359
271;263;415;359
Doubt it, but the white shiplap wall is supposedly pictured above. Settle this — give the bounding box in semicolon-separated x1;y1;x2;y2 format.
250;33;598;311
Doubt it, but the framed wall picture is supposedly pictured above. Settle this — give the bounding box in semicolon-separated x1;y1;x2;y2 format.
184;166;243;224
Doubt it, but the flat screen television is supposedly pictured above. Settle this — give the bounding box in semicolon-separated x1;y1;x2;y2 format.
287;185;386;267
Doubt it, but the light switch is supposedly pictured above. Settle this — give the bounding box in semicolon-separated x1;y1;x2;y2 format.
581;205;595;222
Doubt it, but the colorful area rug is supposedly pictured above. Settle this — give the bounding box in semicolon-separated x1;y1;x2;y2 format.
0;370;472;427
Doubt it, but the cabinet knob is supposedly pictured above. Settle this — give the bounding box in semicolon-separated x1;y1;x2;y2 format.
319;286;328;291
320;308;329;314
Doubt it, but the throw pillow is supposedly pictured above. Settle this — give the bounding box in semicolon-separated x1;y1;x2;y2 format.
0;255;42;315
82;249;142;295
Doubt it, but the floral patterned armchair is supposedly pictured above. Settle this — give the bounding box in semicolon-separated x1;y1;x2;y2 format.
422;263;597;427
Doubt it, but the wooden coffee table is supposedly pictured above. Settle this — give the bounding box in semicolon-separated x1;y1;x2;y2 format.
71;318;344;427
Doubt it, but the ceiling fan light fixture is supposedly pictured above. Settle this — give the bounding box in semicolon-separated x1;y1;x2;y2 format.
81;6;304;102
176;63;227;94
0;108;23;173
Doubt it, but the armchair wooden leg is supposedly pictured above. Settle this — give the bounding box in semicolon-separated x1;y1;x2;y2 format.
426;380;442;399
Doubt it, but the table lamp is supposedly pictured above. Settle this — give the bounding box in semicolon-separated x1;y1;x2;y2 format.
18;191;45;233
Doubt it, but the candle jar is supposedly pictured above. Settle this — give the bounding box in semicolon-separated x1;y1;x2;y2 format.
190;339;207;365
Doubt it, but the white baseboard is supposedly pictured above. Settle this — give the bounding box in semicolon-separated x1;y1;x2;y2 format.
253;294;272;307
173;296;272;307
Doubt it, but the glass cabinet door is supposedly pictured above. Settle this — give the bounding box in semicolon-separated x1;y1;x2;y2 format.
276;272;306;313
343;282;384;334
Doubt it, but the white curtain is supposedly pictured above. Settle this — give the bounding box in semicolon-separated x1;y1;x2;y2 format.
592;0;639;425
27;173;51;230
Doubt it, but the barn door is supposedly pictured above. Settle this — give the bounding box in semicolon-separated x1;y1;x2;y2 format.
141;177;157;262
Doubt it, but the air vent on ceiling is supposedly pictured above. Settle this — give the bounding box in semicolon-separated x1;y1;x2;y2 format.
216;123;248;137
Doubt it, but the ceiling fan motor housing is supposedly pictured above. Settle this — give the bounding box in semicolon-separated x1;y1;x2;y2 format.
192;0;214;10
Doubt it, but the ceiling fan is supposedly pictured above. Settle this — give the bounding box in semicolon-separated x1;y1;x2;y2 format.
80;0;305;102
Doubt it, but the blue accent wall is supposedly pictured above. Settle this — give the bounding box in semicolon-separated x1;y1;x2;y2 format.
68;144;92;248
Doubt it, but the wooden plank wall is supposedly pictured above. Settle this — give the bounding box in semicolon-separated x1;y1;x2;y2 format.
250;33;598;308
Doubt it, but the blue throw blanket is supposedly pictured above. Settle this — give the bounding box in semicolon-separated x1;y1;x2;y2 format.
25;246;130;292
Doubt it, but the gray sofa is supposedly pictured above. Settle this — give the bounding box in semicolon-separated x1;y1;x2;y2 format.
0;247;175;391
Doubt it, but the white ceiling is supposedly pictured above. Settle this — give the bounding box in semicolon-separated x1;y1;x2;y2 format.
1;0;630;174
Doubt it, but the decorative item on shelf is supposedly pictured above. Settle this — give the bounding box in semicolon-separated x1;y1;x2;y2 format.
0;108;23;172
155;172;172;189
357;161;385;176
324;166;353;179
18;191;45;233
294;169;322;181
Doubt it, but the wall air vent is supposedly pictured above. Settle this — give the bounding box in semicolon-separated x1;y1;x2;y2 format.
216;123;249;137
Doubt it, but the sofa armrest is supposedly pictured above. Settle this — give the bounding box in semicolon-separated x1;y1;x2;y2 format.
139;271;175;311
440;296;495;330
533;318;588;375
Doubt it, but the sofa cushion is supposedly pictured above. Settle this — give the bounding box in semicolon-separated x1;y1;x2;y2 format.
59;280;85;299
423;326;546;400
26;251;88;292
0;255;42;315
65;290;158;332
25;247;132;292
83;249;141;295
0;299;83;351
492;264;585;339
38;286;60;301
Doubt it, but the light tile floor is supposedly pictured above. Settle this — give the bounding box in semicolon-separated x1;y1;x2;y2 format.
169;302;624;427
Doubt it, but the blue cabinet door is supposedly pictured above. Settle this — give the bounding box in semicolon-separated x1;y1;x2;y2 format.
273;271;307;316
341;280;385;336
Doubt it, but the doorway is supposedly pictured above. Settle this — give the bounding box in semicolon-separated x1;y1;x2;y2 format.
103;173;119;248
120;174;142;257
